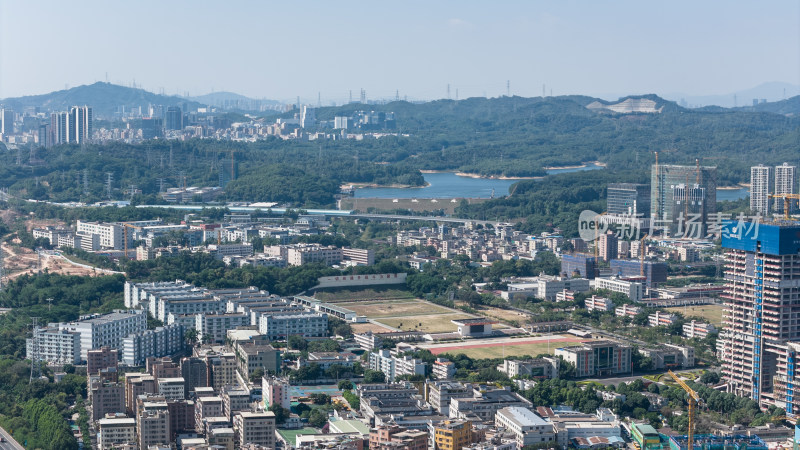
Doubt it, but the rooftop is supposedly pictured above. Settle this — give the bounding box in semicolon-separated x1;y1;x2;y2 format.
498;406;549;427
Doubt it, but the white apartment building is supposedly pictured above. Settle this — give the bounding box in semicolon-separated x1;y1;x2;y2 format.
368;350;427;382
234;411;276;448
158;377;185;400
341;247;375;266
196;313;249;343
751;165;774;214
433;358;456;380
495;407;555;448
26;327;81;365
124;280;194;309
584;295;614;312
682;320;717;339
287;244;343;266
537;276;591;301
122;323;184;366
648;311;678;327
60;310;147;359
775;162;797;213
615;304;642;318
97;417;136;449
258;312;328;340
593;277;644;302
76;221;124;249
156;296;221;323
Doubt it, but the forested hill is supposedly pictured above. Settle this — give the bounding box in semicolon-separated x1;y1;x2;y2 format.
0;82;203;117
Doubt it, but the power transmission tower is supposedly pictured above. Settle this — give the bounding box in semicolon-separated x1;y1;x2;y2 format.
16;147;21;166
157;178;166;193
169;146;174;170
105;172;113;199
83;169;89;195
0;245;5;292
46;297;53;311
29;317;41;382
128;184;138;201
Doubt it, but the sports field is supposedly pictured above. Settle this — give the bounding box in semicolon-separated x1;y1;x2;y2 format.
378;313;476;333
338;299;455;318
314;286;415;303
665;304;724;327
420;335;590;358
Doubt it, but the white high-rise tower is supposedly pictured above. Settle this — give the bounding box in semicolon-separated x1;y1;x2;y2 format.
750;165;773;214
775;163;797;214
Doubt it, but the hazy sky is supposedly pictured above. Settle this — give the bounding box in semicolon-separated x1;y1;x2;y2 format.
1;1;798;102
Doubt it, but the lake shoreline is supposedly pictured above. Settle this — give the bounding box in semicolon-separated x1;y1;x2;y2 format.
342;181;430;190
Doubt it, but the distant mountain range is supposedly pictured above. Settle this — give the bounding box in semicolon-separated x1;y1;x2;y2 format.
662;81;800;108
189;91;282;108
0;82;283;118
2;81;799;119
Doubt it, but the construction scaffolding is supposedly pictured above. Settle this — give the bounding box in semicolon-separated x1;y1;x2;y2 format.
667;434;767;450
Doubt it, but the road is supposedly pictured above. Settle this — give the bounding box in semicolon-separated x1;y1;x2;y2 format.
0;425;24;450
133;204;506;226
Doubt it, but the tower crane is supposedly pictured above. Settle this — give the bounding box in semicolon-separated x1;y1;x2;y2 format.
669;370;703;450
768;193;800;221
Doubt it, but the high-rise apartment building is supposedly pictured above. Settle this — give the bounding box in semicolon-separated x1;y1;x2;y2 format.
165;106;183;131
607;183;650;216
651;163;717;236
68;105;93;144
775;163;797;214
717;222;800;414
750;165;774;214
1;108;14;134
597;232;618;262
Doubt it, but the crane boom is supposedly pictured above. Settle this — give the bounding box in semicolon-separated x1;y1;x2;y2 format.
768;193;800;221
669;370;702;450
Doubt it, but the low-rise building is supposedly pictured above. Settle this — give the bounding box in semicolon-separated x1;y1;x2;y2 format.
614;304;642;318
584;295;614;313
369;424;428;450
648;311;678;327
262;376;291;410
593;277;644;302
434;420;474;450
258;312;328;340
449;387;531;422
121;323;184;366
555;341;632;378
196;312;249;343
495;407;556;448
682;320;717;339
97;417;136;449
233;411;276;448
59;309;147;360
432;357;456;380
158;377;185;400
496;358;559;379
369;350;427;382
26;327;81;365
427;381;474;415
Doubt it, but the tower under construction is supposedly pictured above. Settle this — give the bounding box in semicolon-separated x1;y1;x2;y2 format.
717;220;800;415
